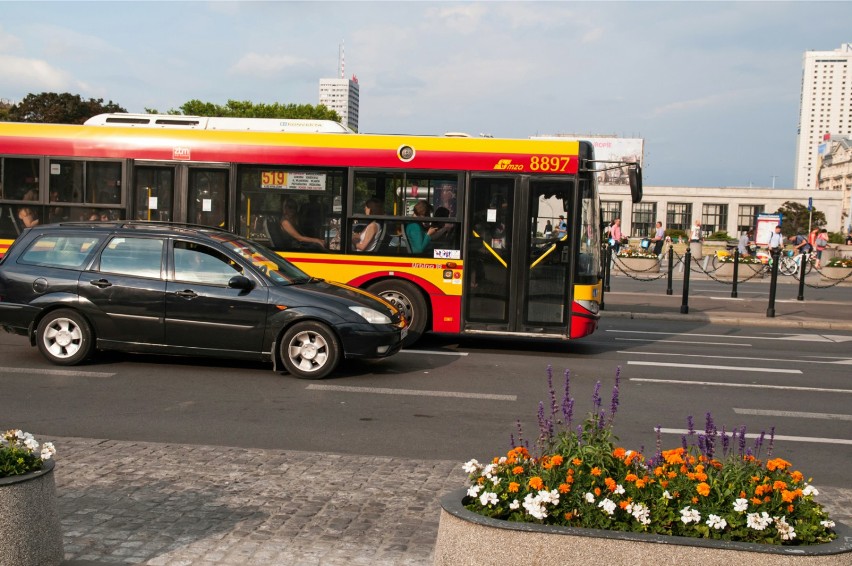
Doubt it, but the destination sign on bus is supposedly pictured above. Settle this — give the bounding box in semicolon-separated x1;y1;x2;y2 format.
261;171;327;191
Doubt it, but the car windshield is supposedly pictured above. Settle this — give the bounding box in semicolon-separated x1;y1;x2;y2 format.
211;234;312;285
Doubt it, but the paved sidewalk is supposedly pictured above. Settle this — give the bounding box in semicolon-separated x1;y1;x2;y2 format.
54;437;852;566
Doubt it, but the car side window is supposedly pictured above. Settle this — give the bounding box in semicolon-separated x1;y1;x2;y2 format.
18;235;102;269
99;237;164;279
173;240;243;286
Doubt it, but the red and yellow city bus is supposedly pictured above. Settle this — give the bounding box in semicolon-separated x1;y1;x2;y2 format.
0;114;641;346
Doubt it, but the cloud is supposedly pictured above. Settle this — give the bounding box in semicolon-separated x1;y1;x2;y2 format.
646;87;767;118
0;25;23;52
0;54;73;92
230;52;311;76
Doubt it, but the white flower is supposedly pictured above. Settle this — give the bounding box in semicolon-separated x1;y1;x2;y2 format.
733;498;749;512
462;459;481;474
746;512;772;531
820;520;836;528
467;485;482;498
479;491;498;507
522;493;549;520
509;499;520;510
614;484;625;495
490;476;501;486
40;442;56;460
598;498;617;516
706;514;728;530
497;456;507;464
539;489;560;505
775;516;796;541
482;463;497;478
680;506;701;524
628;502;651;525
662;490;673;500
802;484;819;497
584;492;595;503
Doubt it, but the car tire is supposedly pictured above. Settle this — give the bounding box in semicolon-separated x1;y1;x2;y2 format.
280;321;341;379
36;309;94;366
366;279;427;348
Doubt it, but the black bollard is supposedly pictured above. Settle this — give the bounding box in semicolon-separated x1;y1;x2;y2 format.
603;244;612;293
666;246;674;295
681;246;691;314
797;252;807;301
767;248;780;317
731;249;739;298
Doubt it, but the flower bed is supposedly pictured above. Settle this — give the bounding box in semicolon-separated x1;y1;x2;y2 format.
458;367;838;546
714;262;765;280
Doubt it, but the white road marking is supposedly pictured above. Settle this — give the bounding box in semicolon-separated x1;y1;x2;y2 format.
659;428;852;446
608;329;852;343
616;338;752;347
733;408;852;421
627;361;800;374
631;377;852;394
619;350;852;366
306;384;515;401
399;349;469;356
0;367;115;378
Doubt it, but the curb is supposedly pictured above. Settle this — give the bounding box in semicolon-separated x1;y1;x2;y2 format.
601;310;852;331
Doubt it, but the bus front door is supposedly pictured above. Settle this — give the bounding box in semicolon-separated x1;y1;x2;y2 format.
463;177;572;338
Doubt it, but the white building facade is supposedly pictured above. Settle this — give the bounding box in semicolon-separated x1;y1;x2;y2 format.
794;43;852;191
818;136;852;230
318;77;360;132
600;185;844;240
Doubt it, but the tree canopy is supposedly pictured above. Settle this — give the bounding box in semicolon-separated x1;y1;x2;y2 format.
3;92;126;124
774;200;826;237
146;99;341;122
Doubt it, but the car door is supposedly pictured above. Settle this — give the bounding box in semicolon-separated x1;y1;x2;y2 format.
164;239;269;355
78;235;167;347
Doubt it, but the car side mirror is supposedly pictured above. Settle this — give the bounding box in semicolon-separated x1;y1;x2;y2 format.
228;275;254;290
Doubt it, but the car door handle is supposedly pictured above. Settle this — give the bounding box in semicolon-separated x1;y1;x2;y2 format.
174;289;198;298
89;279;112;288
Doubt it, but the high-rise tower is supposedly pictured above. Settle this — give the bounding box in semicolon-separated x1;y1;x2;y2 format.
319;42;360;131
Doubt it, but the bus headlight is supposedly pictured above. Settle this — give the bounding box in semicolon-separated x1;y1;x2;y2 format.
576;300;599;315
349;306;391;324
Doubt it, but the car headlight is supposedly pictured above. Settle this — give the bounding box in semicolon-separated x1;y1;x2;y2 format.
349;306;391;324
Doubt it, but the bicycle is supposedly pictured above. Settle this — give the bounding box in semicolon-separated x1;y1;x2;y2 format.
778;250;815;277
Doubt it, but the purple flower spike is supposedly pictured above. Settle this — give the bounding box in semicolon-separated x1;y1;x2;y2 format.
608;368;621;425
591;381;602;413
687;415;695;436
767;426;776;459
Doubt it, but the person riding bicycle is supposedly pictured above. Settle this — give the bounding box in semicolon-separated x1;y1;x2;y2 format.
788;233;812;255
737;229;754;257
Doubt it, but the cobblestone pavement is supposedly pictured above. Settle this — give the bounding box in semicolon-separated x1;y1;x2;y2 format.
54;437;852;565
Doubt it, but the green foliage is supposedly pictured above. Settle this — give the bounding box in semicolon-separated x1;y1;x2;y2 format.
666;229;687;241
827;232;844;244
706;231;733;242
775;201;826;237
4;92;126;124
1;430;55;477
149;99;342;122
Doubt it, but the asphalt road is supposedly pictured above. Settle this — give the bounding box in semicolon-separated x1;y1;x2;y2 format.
2;315;850;488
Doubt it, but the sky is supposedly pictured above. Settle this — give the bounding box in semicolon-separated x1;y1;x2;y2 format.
1;1;851;189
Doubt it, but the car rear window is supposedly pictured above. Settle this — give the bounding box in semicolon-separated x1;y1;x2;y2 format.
18;235;102;269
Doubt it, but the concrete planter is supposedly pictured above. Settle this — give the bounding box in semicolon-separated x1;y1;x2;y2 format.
820;266;852;285
435;488;852;566
714;262;765;280
615;256;660;275
0;459;63;566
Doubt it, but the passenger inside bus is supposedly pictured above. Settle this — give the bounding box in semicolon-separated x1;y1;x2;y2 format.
352;198;384;252
277;198;325;250
17;206;40;228
405;199;440;254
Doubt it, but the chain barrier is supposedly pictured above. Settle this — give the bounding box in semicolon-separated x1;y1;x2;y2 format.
668;250;766;285
802;263;852;289
610;254;669;282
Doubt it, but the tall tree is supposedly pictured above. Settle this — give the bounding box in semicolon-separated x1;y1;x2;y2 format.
5;92;126;124
774;200;826;237
147;99;340;122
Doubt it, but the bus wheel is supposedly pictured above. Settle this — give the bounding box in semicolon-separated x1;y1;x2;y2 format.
367;280;427;347
36;309;94;366
280;321;341;379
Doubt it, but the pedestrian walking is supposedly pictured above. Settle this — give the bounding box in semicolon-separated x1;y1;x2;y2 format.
689;219;703;259
610;218;623;254
651;221;665;255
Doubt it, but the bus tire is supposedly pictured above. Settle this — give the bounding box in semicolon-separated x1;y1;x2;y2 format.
280;321;341;379
36;309;94;366
366;279;427;347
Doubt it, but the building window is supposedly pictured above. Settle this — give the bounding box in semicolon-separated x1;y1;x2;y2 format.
737;205;764;234
702;204;728;236
666;203;691;232
631;202;656;238
601;201;621;227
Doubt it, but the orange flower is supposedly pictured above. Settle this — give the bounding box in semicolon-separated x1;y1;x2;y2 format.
739;491;747;498
605;477;617;492
787;505;794;513
558;483;571;494
619;501;630;510
564;512;574;521
766;458;792;472
625;473;638;482
773;480;788;491
572;458;583;466
751;497;763;505
790;471;804;483
696;482;711;497
591;467;602;477
653;467;664;477
512;466;525;475
508;482;520;493
529;477;544;490
667;471;678;479
635;479;647;489
660;480;669;488
613;447;626;458
594;487;601;496
691;497;699;504
781;489;798;503
550;455;564;467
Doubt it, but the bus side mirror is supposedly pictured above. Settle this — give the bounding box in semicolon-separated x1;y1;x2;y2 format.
628;164;643;204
